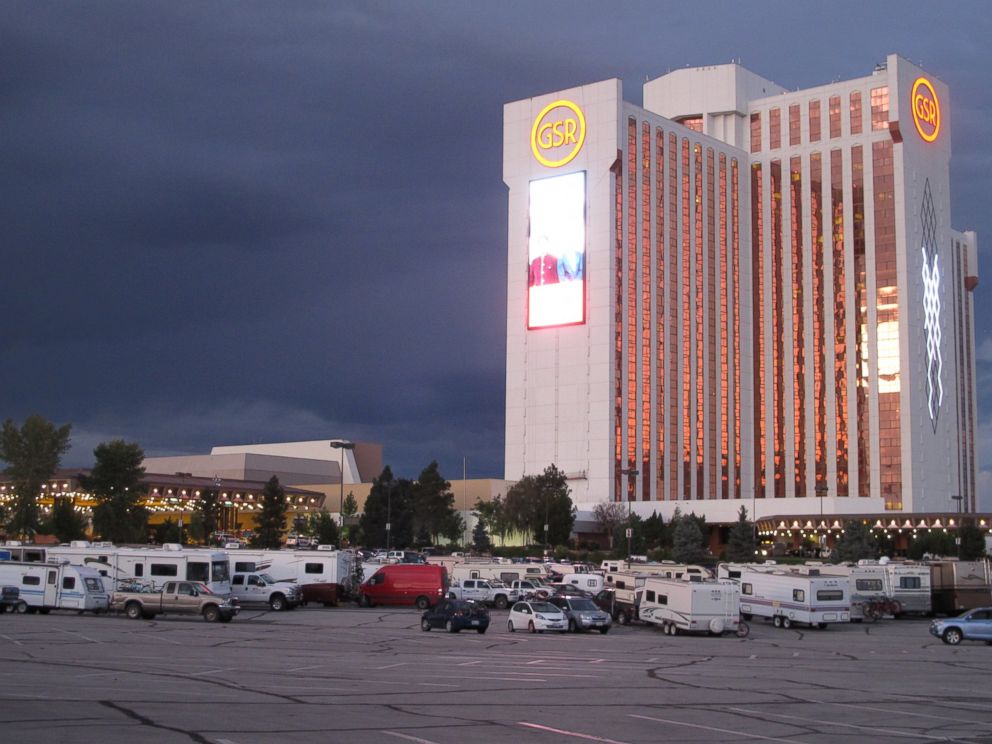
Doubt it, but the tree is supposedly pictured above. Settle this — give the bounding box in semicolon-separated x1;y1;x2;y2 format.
81;439;148;544
958;523;986;560
907;530;957;560
154;518;180;544
43;496;87;543
642;511;667;551
342;492;358;518
725;505;757;562
0;415;72;538
340;491;358;542
831;520;877;563
194;487;221;544
472;518;491;553
360;467;415;549
593;502;628;549
474;494;511;546
253;475;288;549
504;464;575;546
309;512;340;547
412;461;461;545
671;513;707;564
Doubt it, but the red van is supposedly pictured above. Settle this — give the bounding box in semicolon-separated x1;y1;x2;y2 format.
359;564;448;609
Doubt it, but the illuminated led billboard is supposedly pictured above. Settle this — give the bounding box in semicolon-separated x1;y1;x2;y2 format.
527;171;586;329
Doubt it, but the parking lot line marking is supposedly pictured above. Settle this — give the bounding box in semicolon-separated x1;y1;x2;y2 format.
287;664;322;672
190;668;235;676
1;635;24;646
376;662;407;670
216;739;240;744
518;721;629;743
382;730;441;744
457;660;482;666
808;700;992;727
725;707;957;741
589;659;607;664
629;714;802;744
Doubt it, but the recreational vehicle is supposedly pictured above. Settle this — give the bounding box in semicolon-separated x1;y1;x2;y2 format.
0;560;109;614
929;560;992;615
229;549;356;605
46;542;232;594
739;567;850;629
636;576;744;636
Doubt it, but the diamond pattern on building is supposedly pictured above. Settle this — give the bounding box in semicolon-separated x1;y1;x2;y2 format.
920;179;943;433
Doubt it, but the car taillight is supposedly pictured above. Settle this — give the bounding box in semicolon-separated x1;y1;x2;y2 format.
455;610;465;617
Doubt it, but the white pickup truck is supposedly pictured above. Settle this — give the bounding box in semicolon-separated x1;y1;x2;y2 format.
230;572;303;611
447;579;520;609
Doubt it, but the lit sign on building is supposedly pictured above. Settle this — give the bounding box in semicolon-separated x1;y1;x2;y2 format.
911;76;941;143
527;171;586;329
531;100;586;168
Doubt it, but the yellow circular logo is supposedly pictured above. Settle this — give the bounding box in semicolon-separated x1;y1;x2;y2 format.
530;100;586;168
911;77;940;143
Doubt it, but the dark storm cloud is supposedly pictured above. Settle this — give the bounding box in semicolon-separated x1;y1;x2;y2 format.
2;1;991;486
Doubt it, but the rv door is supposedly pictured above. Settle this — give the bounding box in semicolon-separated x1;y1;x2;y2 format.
44;569;58;607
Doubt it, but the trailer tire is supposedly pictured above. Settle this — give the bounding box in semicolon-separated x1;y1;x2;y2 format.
125;602;143;620
203;605;220;623
494;595;509;610
736;622;750;638
14;600;28;614
670;624;679;636
773;615;783;628
782;617;792;629
616;609;630;626
269;594;287;612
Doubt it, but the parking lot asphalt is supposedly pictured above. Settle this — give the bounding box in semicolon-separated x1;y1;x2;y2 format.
1;607;990;744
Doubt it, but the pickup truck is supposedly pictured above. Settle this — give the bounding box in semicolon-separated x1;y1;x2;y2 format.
112;581;239;622
230;572;302;611
447;579;519;609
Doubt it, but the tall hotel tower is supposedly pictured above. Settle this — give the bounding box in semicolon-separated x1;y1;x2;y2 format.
503;54;979;524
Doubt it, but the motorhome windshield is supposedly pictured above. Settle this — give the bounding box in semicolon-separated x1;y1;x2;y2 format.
212;560;230;582
84;578;103;592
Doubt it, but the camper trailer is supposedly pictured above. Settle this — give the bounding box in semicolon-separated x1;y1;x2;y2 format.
929;560;992;615
228;549;356;605
0;560;109;614
881;561;932;615
739;567;850;628
636;577;743;636
46;542;232;594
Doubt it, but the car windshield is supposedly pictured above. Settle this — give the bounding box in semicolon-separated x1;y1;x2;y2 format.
530;602;558;613
193;582;214;595
569;598;597;611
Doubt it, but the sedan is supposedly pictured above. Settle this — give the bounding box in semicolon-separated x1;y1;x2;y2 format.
507;601;567;633
549;595;612;634
930;607;992;645
421;599;489;634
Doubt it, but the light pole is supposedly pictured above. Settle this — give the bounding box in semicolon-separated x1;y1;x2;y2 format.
814;482;828;554
329;440;355;527
951;494;963;514
621;469;638;560
385;480;393;552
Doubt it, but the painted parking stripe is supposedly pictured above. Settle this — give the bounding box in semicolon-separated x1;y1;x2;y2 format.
726;706;974;741
382;730;441;744
518;721;629;743
629;713;803;744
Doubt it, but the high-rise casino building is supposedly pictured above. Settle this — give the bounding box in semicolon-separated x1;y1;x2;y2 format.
503;54;980;527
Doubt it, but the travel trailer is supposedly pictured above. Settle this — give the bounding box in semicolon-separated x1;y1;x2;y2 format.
636;576;744;636
0;560;109;614
738;567;850;629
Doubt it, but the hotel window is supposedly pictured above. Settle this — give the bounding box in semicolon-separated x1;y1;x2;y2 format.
679;116;703;133
769;108;781;150
852;145;870;498
655;128;666;498
789;104;801;146
790;156;806;498
626;118;638;501
850;91;863;135
669;132;679;502
750;113;761;153
871;86;889;131
831;149;849;496
809;100;821;142
810;152;826;490
770;160;785;497
751;162;765;498
641;121;651;501
829;95;841;139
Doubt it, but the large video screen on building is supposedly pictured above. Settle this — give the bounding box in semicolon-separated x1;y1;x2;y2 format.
527;171;586;329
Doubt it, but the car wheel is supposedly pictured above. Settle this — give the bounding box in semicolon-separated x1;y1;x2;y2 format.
773;615;783;628
477;628;487;634
599;627;610;635
415;596;430;610
736;622;750;638
782;617;792;629
446;620;458;633
507;619;515;632
421;618;432;632
495;596;508;610
528;621;536;633
203;605;220;623
817;622;828;629
943;628;963;645
617;610;629;626
125;602;143;620
269;594;286;612
568;620;577;633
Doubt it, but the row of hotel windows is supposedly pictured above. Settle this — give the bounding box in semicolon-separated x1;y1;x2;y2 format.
750;87;889;153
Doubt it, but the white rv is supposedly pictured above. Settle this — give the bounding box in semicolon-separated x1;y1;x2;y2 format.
450;563;548;585
229;549;356;605
881;561;931;615
46;542;232;594
739;567;850;629
0;560;110;614
636;577;743;636
557;573;605;594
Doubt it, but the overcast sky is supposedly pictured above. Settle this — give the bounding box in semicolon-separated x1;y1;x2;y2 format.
2;1;990;486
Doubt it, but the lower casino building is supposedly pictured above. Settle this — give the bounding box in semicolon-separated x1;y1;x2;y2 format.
503;53;983;533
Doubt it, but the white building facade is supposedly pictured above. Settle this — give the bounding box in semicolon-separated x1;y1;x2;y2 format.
504;54;979;524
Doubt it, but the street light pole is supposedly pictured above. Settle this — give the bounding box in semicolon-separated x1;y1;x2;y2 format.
814;482;828;554
329;440;356;528
620;469;638;560
175;472;192;546
386;480;392;552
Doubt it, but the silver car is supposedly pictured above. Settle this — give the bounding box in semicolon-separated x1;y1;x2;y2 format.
550;595;613;634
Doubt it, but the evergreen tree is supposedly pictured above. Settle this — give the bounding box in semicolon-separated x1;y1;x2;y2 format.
0;415;72;538
360;468;415;548
642;511;667;552
907;530;957;560
672;513;707;564
194;487;221;544
341;492;358;542
726;505;757;562
155;518;180;544
81;439;148;544
413;461;460;545
472;518;491;553
309;512;340;546
832;520;878;563
253;475;288;549
46;496;87;543
957;523;986;560
504;464;575;546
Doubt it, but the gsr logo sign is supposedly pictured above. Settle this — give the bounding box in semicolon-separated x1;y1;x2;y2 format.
531;100;586;168
911;77;940;143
